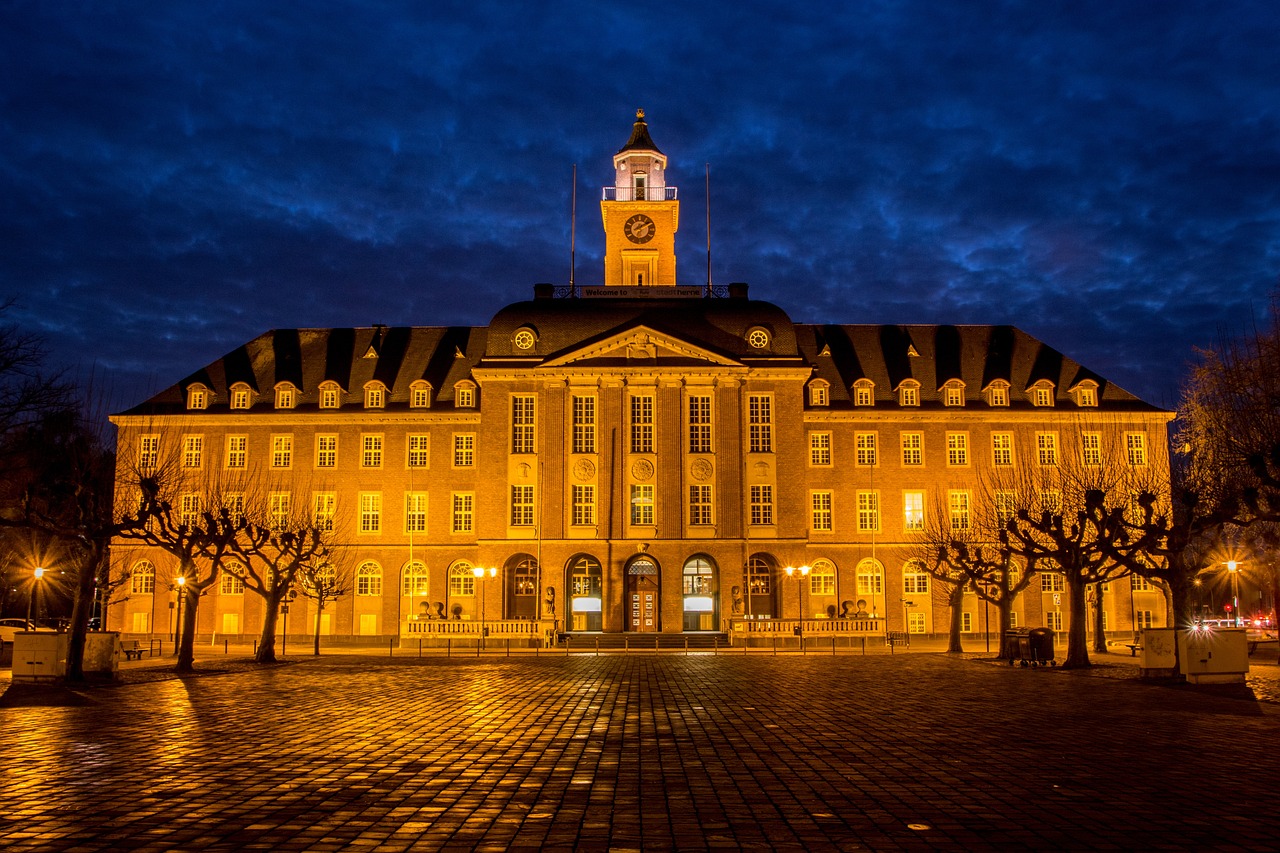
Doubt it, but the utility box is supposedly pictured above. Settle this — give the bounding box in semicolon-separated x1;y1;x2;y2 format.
1177;627;1249;684
11;631;68;681
1139;628;1178;677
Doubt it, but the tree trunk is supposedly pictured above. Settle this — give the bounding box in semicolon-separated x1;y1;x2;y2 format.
945;583;966;653
1063;574;1091;668
313;600;324;656
1092;582;1108;653
996;598;1015;660
176;585;200;673
64;545;104;682
256;593;283;663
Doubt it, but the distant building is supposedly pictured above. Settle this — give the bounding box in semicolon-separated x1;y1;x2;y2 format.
109;111;1172;645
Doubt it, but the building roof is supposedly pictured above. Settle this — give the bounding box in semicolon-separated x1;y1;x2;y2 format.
616;108;663;156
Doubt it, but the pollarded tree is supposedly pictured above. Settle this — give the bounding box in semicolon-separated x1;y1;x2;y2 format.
296;552;351;656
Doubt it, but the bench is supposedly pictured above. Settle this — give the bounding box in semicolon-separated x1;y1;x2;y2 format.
1124;643;1142;657
122;641;147;661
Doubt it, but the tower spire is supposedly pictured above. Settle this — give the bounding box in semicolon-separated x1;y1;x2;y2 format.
600;109;679;286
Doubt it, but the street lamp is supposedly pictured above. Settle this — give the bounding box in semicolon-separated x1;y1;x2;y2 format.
27;566;45;626
783;565;810;651
1226;561;1241;627
173;575;187;654
472;566;497;649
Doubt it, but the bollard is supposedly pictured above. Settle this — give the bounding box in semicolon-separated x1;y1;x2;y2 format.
772;633;777;656
713;636;718;656
224;639;229;655
418;638;422;659
390;637;395;658
447;638;452;658
595;638;599;657
253;639;258;654
684;636;689;656
625;637;629;654
832;636;836;657
506;639;510;658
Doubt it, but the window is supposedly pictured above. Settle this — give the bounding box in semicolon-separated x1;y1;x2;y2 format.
572;485;596;526
407;435;430;468
899;382;920;407
139;435;159;470
1076;385;1098;407
630;395;654;453
1037;433;1059;466
856;561;883;596
855;433;877;467
230;385;251;410
749;485;774;525
903;564;930;594
362;434;383;468
410;382;431;409
748;395;773;453
943;382;965;407
962;612;974;632
271;435;293;469
453;434;475;467
405;492;428;533
1136;610;1154;630
572;395;597;454
900;432;923;466
187;385;208;410
1041;490;1062;514
1041;573;1065;593
456;383;475;408
511;485;535;526
688;395;712;453
269;492;291;530
1132;575;1151;592
130;560;155;594
182;435;203;469
949;490;971;530
630;485;655;526
810;432;832;466
1044;611;1063;631
1032;385;1054;407
179;493;201;528
1009;611;1019;628
853;380;874;407
224;493;245;526
315;435;337;468
402;561;429;596
359;492;381;534
449;562;475;596
220;563;245;595
811;491;833;531
995;491;1016;528
689;485;713;525
747;327;770;349
1127;433;1148;466
1081;433;1102;466
513;328;536;350
452;493;474;533
903;491;924;531
810;381;830;406
319;383;340;409
947;433;969;466
683;557;714;595
992;433;1013;467
275;384;296;409
986;383;1009;407
357;561;382;596
857;491;880;532
793;560;831;597
313;493;335;531
225;435;247;469
512;396;536;453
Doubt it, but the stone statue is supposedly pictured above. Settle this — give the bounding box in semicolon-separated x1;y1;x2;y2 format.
544;586;556;617
731;585;743;615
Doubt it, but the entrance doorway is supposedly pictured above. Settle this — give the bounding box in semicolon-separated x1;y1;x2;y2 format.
507;556;538;619
682;556;717;630
626;558;660;632
745;554;776;618
568;555;603;631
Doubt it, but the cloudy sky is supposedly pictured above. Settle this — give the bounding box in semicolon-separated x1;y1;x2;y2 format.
3;1;1278;411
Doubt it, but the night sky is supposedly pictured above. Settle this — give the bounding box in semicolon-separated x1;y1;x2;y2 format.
3;1;1278;412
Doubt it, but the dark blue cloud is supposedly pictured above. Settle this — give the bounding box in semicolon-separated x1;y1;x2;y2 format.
2;0;1278;410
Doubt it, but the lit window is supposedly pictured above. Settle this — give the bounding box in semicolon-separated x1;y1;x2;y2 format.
904;563;930;595
365;383;386;409
319;383;340;409
901;433;923;466
225;435;247;469
271;435;293;469
511;485;535;526
811;491;833;531
572;395;597;454
269;492;291;530
995;491;1016;528
943;382;965;407
630;395;654;453
748;395;772;453
688;395;712;453
405;492;428;533
857;491;879;532
853;381;874;407
407;435;429;468
855;433;877;466
1042;490;1061;514
230;384;250;410
313;493;335;531
749;485;774;525
630;484;654;526
987;383;1009;407
903;491;924;531
992;433;1013;467
1075;384;1098;407
1127;433;1148;466
139;435;160;470
316;435;337;468
410;382;431;409
455;383;475;408
453;433;475;467
361;434;383;468
949;490;971;530
1132;575;1151;592
1082;433;1102;466
1037;433;1059;466
809;560;836;596
810;381;830;406
810;432;832;466
449;562;475;596
856;562;883;596
130;560;156;594
513;328;536;350
512;396;536;453
359;493;381;534
224;494;245;526
947;433;969;466
747;328;770;349
179;493;201;528
572;485;596;526
1042;574;1065;593
275;384;296;409
1032;385;1054;407
220;563;245;595
187;385;208;410
402;562;429;596
356;561;382;596
182;435;203;469
899;382;920;407
452;493;474;533
689;485;713;525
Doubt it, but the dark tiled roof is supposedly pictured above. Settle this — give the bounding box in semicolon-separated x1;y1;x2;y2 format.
616;109;663;156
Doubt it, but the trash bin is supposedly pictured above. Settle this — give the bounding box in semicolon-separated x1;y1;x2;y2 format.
1004;628;1031;665
1027;627;1056;667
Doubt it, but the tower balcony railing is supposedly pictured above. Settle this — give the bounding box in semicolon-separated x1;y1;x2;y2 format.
602;186;678;201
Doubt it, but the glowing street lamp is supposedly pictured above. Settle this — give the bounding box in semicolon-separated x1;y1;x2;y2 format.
783;564;811;650
472;566;497;649
1226;561;1241;627
26;566;46;626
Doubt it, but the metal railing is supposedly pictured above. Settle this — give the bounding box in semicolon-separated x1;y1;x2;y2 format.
728;617;886;637
601;186;678;201
403;619;555;639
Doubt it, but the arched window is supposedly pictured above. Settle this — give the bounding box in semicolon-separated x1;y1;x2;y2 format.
130;560;155;595
410;380;432;409
402;561;428;596
514;558;537;596
852;379;874;407
746;556;772;595
220;561;245;595
229;382;252;410
319;381;342;409
356;561;382;596
808;380;830;407
856;559;884;596
449;562;476;597
275;383;297;409
364;381;387;409
186;383;210;410
903;560;930;595
683;557;714;595
809;559;836;596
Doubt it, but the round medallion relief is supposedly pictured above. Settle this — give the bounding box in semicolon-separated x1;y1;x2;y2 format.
631;459;655;481
573;458;597;481
690;458;714;482
753;460;771;478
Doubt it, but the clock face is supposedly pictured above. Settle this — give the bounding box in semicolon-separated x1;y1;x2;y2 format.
624;213;656;244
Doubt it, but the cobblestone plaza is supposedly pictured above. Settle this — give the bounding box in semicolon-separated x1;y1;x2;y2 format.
3;652;1278;850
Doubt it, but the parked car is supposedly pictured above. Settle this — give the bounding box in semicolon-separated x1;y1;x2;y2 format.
0;618;34;643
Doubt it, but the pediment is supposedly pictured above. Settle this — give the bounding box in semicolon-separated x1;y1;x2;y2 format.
540;325;741;368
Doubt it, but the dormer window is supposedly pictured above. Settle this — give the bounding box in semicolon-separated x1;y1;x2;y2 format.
512;328;537;351
809;380;830;407
746;327;771;349
410;381;432;409
186;384;209;410
455;382;476;408
984;382;1010;407
319;382;341;410
229;383;251;410
364;382;387;409
852;380;874;407
1071;382;1099;408
1029;382;1055;407
898;381;920;407
942;381;965;407
275;383;297;410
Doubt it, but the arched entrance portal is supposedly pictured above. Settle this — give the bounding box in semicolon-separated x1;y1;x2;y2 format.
505;555;538;619
626;557;660;632
567;555;603;632
745;554;776;618
682;556;717;631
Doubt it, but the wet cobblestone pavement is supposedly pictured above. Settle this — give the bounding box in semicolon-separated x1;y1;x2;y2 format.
2;651;1278;851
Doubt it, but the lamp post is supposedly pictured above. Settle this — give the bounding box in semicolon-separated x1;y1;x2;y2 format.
1226;561;1241;626
472;566;497;649
27;566;45;626
783;565;810;651
173;575;187;654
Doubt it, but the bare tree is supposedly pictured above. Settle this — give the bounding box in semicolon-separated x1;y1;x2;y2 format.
296;552;352;656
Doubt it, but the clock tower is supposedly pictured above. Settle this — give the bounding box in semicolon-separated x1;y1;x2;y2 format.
601;109;679;286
